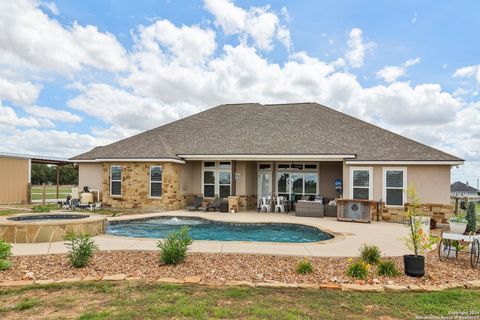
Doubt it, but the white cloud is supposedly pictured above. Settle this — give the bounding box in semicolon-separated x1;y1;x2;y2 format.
23;105;83;123
0;0;127;75
204;0;246;34
68;83;193;130
204;0;289;51
134;19;216;65
0;78;41;105
453;65;480;84
0;103;54;129
346;28;374;68
38;1;59;15
0;128;97;158
376;57;420;83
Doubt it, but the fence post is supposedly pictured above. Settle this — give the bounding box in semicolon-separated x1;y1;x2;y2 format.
42;183;46;206
56;165;60;200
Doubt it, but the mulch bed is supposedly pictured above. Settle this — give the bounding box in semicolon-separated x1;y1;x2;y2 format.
1;251;479;286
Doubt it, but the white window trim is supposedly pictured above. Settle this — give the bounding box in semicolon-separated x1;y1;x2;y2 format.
275;172;319;196
110;165;122;197
382;167;407;207
149;166;163;199
349;167;373;200
202;161;231;198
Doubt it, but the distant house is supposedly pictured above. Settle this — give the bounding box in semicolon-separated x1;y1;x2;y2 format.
451;181;479;199
72;103;464;221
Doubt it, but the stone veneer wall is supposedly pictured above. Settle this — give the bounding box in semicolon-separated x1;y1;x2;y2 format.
102;162;183;209
238;195;257;211
380;203;454;223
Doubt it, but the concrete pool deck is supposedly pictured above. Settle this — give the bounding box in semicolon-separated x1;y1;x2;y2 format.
10;210;411;257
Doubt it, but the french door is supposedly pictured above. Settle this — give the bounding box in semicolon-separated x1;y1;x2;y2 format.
257;171;272;199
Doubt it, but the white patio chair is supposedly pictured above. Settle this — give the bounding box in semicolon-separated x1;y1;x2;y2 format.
260;197;270;212
274;196;285;213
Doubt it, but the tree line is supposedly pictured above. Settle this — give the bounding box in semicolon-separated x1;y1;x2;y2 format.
31;163;78;185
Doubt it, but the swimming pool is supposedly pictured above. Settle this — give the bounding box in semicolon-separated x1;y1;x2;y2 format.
106;216;333;243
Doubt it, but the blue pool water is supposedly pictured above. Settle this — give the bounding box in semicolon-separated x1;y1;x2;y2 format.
106;217;333;243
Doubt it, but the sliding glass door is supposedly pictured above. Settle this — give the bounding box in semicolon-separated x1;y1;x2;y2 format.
276;171;318;199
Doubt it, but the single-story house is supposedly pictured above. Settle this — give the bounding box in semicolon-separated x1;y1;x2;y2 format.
71;103;464;222
451;181;479;200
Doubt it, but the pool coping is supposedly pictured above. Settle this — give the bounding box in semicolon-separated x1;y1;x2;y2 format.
0;212;107;226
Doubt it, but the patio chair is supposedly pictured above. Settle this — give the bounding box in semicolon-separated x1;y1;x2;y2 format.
260;197;270;212
186;196;203;211
199;197;223;212
274;196;286;213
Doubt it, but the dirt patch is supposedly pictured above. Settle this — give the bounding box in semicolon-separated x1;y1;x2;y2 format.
1;250;479;286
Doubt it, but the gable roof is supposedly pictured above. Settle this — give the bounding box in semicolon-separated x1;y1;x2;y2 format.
451;181;478;193
71;102;463;163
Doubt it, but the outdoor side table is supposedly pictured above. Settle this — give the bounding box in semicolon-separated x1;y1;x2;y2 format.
438;232;480;268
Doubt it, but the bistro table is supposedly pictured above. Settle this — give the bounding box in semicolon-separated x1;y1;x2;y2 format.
438;232;480;268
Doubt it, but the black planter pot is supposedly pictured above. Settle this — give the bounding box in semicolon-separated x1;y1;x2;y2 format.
403;255;425;277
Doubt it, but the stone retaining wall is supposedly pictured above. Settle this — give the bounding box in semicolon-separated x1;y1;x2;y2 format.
102;162;183;210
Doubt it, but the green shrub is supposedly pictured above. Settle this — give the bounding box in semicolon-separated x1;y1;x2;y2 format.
296;258;313;274
377;260;400;277
157;226;193;265
63;233;98;268
466;201;477;233
32;205;50;213
0;259;12;271
359;244;382;265
0;240;12;271
346;260;369;280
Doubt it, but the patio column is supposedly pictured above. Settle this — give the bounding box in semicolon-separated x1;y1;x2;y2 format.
231;160;236;196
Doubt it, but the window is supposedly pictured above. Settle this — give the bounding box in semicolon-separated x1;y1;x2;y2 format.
110;165;122;196
383;168;406;207
258;163;271;170
150;166;163;198
304;173;318;194
202;161;232;198
350;167;372;200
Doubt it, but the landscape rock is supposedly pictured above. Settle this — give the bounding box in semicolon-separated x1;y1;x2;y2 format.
225;280;255;287
55;278;81;284
383;285;408;292
34;279;54;285
103;274;127;281
0;280;34;286
465;280;480;289
157;277;184;284
256;281;298;288
183;276;202;284
342;284;384;292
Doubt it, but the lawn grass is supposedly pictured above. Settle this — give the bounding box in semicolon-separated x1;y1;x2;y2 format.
0;282;479;319
31;185;71;200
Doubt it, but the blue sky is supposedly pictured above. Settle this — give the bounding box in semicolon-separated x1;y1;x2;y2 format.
0;0;479;184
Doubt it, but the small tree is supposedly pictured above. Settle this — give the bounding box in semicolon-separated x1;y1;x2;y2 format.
466;201;477;233
402;187;436;256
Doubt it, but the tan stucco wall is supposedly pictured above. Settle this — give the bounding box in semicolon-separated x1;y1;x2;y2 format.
180;161;201;195
342;163;451;205
0;157;29;204
102;162;183;209
319;161;343;198
78;163;103;191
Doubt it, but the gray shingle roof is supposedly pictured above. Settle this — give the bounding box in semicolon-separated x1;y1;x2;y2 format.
451;181;478;193
71;102;463;162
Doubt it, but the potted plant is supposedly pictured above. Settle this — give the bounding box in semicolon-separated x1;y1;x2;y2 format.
402;187;437;277
449;214;467;234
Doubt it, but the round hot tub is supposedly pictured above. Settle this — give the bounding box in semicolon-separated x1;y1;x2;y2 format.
0;213;107;243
